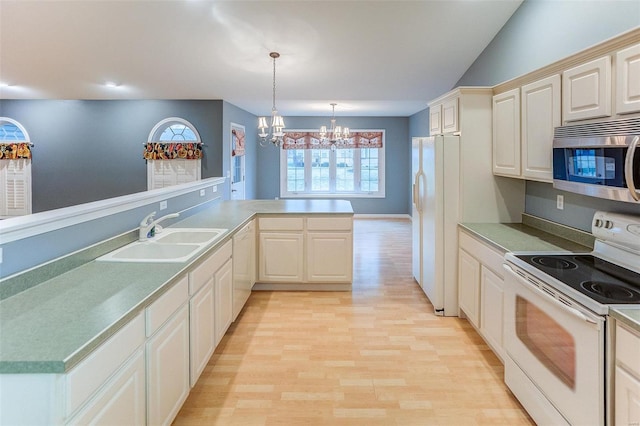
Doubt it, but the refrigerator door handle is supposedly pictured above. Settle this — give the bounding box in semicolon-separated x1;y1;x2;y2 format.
413;172;421;213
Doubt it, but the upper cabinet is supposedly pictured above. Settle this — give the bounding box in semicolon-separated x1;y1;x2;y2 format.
429;93;459;135
562;56;612;122
521;74;561;182
616;43;640;115
492;88;521;177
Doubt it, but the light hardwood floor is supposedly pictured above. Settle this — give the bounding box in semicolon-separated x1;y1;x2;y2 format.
174;219;534;425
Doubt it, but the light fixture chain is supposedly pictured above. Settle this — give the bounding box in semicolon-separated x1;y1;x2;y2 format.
272;55;277;111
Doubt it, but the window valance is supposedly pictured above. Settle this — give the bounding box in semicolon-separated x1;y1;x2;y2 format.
0;142;32;159
282;131;384;150
143;142;203;160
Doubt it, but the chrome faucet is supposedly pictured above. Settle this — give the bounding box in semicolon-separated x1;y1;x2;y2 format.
139;211;180;241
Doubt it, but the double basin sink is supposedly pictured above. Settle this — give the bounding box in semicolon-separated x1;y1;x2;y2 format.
97;228;227;263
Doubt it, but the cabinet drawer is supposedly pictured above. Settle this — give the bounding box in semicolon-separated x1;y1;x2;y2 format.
146;275;188;337
66;313;145;417
259;217;304;231
458;231;505;278
189;240;232;294
307;216;352;231
617;323;640;377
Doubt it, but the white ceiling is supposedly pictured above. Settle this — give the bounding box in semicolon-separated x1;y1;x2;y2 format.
0;0;523;117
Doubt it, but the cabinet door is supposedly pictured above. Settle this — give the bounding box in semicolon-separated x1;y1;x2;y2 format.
189;280;215;387
615;366;640;426
233;221;255;320
147;305;190;426
258;232;304;282
429;103;442;135
441;97;459;134
616;43;640;115
67;350;146;426
215;258;234;346
480;266;505;361
306;232;353;283
458;248;480;327
521;74;560;182
492;88;521;177
563;56;612;122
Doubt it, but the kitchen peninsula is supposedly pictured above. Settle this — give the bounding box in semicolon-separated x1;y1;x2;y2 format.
0;197;354;425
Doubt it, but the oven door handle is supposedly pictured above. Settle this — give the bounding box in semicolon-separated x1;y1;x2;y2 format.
624;135;640;201
503;264;600;326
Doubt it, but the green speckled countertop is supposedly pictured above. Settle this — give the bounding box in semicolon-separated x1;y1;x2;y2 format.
459;222;592;254
0;200;353;374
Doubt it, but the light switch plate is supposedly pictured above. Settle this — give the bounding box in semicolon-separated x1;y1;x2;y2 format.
556;195;564;210
212;186;217;193
0;247;3;264
160;200;167;210
200;189;205;197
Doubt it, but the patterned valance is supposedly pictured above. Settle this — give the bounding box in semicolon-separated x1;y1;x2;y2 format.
0;142;32;159
143;142;203;160
231;124;245;157
282;131;384;150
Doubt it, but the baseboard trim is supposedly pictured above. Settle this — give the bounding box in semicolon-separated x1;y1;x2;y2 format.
253;283;352;291
353;214;411;220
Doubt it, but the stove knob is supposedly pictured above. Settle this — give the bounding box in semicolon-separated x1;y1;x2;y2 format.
605;220;613;229
594;219;603;228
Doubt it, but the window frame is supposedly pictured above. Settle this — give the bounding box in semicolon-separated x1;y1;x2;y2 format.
279;129;385;199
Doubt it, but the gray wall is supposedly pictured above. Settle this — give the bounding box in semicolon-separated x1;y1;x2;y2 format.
256;116;410;215
0;99;224;212
453;0;640;231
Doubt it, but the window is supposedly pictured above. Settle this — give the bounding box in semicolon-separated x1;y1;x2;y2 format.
0;118;32;216
146;117;202;190
280;130;385;198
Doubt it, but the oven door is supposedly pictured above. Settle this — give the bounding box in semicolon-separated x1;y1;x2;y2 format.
503;264;605;425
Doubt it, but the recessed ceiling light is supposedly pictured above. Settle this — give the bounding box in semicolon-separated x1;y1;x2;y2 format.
105;81;120;88
0;81;10;87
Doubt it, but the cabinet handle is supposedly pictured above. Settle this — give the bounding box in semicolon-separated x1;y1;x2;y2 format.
625;136;640;201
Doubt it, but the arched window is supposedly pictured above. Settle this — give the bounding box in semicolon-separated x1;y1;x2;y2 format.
146;117;202;190
0;118;32;216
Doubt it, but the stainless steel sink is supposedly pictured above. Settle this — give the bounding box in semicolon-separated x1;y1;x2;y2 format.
97;228;227;263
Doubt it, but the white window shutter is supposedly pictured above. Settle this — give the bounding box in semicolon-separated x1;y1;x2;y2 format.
147;159;200;190
0;159;32;216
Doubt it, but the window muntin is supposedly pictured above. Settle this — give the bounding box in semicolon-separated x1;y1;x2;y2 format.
148;117;201;143
281;142;384;198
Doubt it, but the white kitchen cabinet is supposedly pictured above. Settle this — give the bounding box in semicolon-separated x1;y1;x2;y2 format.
563;56;612;122
306;216;353;283
66;349;146;426
233;219;256;320
521;74;561;183
480;266;505;361
146;282;190;426
188;278;214;387
616;42;640;115
215;258;234;346
429;103;442;135
492;88;521;177
258;217;305;283
428;93;459;135
615;322;640;426
458;248;480;328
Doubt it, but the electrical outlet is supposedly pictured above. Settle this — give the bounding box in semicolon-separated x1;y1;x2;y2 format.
212;186;217;193
0;248;3;264
200;189;205;197
556;195;564;210
160;200;167;210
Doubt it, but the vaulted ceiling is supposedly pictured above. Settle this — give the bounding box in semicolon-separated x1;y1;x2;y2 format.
0;0;523;116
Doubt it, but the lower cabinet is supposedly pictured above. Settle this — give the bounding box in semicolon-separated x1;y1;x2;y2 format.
146;304;190;426
458;229;507;362
215;258;234;346
615;322;640;426
189;279;215;387
258;215;353;286
458;248;480;327
67;349;146;426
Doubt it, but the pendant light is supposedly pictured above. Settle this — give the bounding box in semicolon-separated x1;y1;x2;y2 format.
319;103;350;151
258;52;286;147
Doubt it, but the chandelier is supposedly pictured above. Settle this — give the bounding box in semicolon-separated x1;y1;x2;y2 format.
319;103;350;150
258;52;286;147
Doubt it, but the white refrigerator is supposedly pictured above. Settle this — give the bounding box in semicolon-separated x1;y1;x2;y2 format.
412;136;460;316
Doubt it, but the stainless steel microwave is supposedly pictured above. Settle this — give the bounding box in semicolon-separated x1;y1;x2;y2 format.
553;117;640;203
